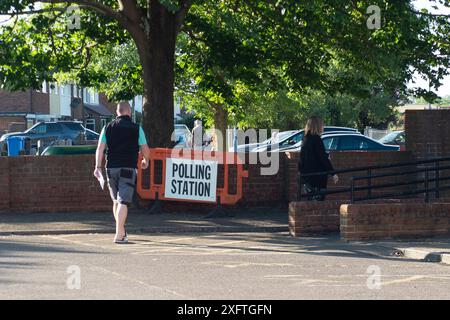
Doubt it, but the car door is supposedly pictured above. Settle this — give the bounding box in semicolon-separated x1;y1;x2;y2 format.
345;135;382;151
337;136;363;151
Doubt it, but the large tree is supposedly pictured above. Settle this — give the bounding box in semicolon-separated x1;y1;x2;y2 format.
0;1;449;147
1;0;192;147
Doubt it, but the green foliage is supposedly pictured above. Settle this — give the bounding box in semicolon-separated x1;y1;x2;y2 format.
0;2;128;94
237;87;399;132
0;0;449;136
175;112;196;130
176;0;450;131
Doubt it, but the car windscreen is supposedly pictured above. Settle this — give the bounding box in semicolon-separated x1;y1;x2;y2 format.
24;122;42;133
47;123;62;133
62;123;84;131
269;131;299;143
379;132;399;144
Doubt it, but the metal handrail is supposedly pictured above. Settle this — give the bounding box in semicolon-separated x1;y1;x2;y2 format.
352;165;450;181
298;156;450;203
299;156;450;178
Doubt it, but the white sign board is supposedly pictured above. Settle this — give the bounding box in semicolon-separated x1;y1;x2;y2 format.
164;158;218;202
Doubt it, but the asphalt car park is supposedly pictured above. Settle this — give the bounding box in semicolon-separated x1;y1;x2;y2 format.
1;232;449;299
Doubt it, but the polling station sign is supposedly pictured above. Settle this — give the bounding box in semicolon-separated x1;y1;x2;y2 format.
164;158;218;202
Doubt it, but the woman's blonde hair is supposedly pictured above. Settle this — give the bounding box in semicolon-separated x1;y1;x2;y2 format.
304;116;324;136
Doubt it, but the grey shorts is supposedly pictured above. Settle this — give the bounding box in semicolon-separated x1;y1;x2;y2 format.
106;168;137;205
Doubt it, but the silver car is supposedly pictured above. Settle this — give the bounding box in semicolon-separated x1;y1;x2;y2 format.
172;124;192;148
251;127;358;152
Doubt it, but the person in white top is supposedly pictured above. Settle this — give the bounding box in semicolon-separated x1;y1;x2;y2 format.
192;120;204;149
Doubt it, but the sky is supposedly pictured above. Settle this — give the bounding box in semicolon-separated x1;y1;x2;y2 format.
0;1;449;97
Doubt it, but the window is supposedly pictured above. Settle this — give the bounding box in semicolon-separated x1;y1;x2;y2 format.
396;133;406;144
47;123;62;134
279;132;303;147
49;84;58;95
83;88;89;103
41;81;47;93
338;136;362;150
85;119;96;131
73;86;83;98
59;85;71;98
101;118;108;128
323;137;338;150
359;138;379;150
34;123;47;134
83;88;99;105
62;122;84;131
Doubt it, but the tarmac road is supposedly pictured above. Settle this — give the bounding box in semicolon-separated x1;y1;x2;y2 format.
1;232;449;300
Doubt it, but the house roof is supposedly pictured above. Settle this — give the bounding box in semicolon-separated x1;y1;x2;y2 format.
84;103;113;117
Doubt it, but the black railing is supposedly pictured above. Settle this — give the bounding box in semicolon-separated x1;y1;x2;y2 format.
297;157;450;203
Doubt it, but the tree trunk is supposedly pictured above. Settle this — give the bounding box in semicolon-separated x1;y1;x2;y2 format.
138;2;178;148
213;104;229;152
358;110;369;132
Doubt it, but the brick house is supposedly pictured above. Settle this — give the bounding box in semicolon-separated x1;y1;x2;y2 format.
0;82;183;136
0;87;56;135
0;83;117;135
66;85;115;132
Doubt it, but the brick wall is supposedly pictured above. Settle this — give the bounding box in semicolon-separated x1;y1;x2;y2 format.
0;89;49;114
288;199;425;237
0;155;111;213
241;158;287;206
31;91;50;114
405;110;450;197
0;150;419;213
340;202;450;241
0;157;10;210
0;116;26;133
286;151;416;202
406;110;450;159
289;201;345;236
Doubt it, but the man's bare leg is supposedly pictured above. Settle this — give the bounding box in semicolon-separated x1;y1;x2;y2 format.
113;202;118;223
115;203;128;239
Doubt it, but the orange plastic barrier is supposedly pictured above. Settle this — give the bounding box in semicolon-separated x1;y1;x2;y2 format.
137;148;248;205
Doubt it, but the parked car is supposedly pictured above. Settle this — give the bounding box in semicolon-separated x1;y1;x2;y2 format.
172;124;192;148
0;121;99;153
280;132;399;152
232;130;298;153
378;130;405;151
322;133;400;151
41;145;97;156
275;132;398;152
250;127;359;153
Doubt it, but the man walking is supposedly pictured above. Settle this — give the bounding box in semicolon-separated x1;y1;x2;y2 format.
94;101;150;244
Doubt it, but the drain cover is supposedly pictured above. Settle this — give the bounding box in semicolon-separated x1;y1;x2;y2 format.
391;249;404;257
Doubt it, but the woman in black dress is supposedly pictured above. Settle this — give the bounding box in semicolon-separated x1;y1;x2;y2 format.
299;116;338;200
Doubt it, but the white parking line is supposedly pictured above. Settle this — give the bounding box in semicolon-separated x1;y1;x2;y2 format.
155;237;195;243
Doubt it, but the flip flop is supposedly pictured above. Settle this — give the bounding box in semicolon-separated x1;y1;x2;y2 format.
114;233;128;244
